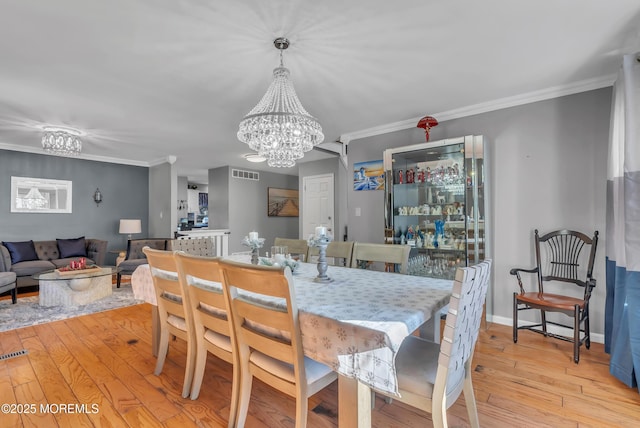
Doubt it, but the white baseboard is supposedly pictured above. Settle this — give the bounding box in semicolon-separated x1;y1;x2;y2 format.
488;314;605;345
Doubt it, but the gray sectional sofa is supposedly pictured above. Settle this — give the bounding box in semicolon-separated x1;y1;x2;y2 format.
0;238;108;292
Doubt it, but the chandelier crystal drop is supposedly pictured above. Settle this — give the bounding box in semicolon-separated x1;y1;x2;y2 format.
237;38;324;168
41;126;82;156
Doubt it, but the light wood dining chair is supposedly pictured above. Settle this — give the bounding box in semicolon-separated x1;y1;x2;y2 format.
274;237;309;261
373;259;492;427
219;259;337;428
174;252;239;427
350;242;411;274
306;241;354;266
143;247;195;399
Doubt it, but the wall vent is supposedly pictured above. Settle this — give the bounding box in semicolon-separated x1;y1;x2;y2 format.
231;169;260;181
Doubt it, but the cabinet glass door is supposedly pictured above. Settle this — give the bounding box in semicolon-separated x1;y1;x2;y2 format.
383;136;486;278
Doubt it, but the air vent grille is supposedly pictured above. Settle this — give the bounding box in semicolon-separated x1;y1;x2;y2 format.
231;169;260;181
0;349;28;361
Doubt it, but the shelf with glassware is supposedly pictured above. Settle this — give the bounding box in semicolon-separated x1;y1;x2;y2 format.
384;135;487;279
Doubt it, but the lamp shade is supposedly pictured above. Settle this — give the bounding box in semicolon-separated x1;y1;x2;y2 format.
119;219;142;235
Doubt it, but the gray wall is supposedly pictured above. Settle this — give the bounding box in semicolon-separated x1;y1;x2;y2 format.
148;162;175;238
177;176;188;220
346;87;610;339
208;166;229;229
209;166;299;254
0;149;149;264
298;156;349;241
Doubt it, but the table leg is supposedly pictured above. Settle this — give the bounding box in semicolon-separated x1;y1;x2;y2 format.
419;314;441;343
151;306;160;357
338;375;371;428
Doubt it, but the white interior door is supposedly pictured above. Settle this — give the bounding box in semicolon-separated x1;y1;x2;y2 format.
302;174;334;239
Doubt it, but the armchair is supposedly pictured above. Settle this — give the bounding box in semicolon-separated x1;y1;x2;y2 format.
0;272;17;304
511;229;598;363
116;238;171;287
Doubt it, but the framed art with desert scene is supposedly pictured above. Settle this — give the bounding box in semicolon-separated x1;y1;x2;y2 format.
268;187;299;217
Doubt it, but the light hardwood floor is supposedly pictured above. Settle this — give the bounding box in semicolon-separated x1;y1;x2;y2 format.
0;302;639;427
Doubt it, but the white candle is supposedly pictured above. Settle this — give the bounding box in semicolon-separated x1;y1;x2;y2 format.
249;231;259;241
315;226;327;238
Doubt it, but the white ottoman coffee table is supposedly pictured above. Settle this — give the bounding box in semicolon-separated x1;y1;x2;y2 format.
33;267;118;307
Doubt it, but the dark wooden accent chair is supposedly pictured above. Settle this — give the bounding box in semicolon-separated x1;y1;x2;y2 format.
511;229;598;363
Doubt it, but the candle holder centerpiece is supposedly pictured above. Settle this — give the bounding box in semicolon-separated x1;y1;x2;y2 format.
242;231;265;265
308;226;333;283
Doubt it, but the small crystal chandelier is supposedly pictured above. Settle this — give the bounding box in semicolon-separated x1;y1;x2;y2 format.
41;126;82;156
238;37;324;168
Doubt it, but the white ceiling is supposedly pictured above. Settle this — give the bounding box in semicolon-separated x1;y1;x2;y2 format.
0;0;639;182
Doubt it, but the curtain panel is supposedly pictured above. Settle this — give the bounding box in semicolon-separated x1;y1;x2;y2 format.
605;52;640;391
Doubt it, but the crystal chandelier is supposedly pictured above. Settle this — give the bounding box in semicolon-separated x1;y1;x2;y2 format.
238;37;324;168
41;126;82;156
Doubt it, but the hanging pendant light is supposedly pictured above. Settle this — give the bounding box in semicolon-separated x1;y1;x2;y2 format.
237;37;324;168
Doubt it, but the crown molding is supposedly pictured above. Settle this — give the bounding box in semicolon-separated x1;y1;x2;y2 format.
0;141;151;167
340;74;617;143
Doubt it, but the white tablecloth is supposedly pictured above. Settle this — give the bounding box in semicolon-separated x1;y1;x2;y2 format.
131;255;452;396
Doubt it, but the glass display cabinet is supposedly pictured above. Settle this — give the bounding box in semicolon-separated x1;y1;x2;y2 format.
383;135;488;279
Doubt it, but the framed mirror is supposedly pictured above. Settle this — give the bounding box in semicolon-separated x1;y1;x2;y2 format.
11;176;72;213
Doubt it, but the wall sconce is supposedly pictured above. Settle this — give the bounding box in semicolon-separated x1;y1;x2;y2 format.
93;188;103;206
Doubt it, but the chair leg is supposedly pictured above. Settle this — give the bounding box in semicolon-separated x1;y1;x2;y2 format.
116;273;122;288
190;343;208;400
228;358;240;428
182;338;196;398
463;360;480;428
294;391;308;428
431;374;448;428
584;308;591;349
154;328;170;375
573;305;580;364
235;367;253;428
11;286;17;304
513;293;518;343
541;310;547;335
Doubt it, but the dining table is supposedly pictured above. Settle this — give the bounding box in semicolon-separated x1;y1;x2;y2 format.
131;254;452;427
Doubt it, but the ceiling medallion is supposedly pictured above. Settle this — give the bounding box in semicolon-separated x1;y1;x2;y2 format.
237;37;324;168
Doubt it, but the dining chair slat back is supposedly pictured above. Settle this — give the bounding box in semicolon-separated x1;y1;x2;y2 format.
219;259;337;428
274;237;309;261
307;241;354;266
350;242;411;274
143;247;196;399
174;252;238;427
377;259;492;428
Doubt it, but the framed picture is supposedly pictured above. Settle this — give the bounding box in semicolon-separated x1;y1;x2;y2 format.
354;160;385;190
11;176;73;213
268;188;299;217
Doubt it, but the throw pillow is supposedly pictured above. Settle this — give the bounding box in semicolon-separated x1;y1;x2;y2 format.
57;237;87;258
2;240;39;264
